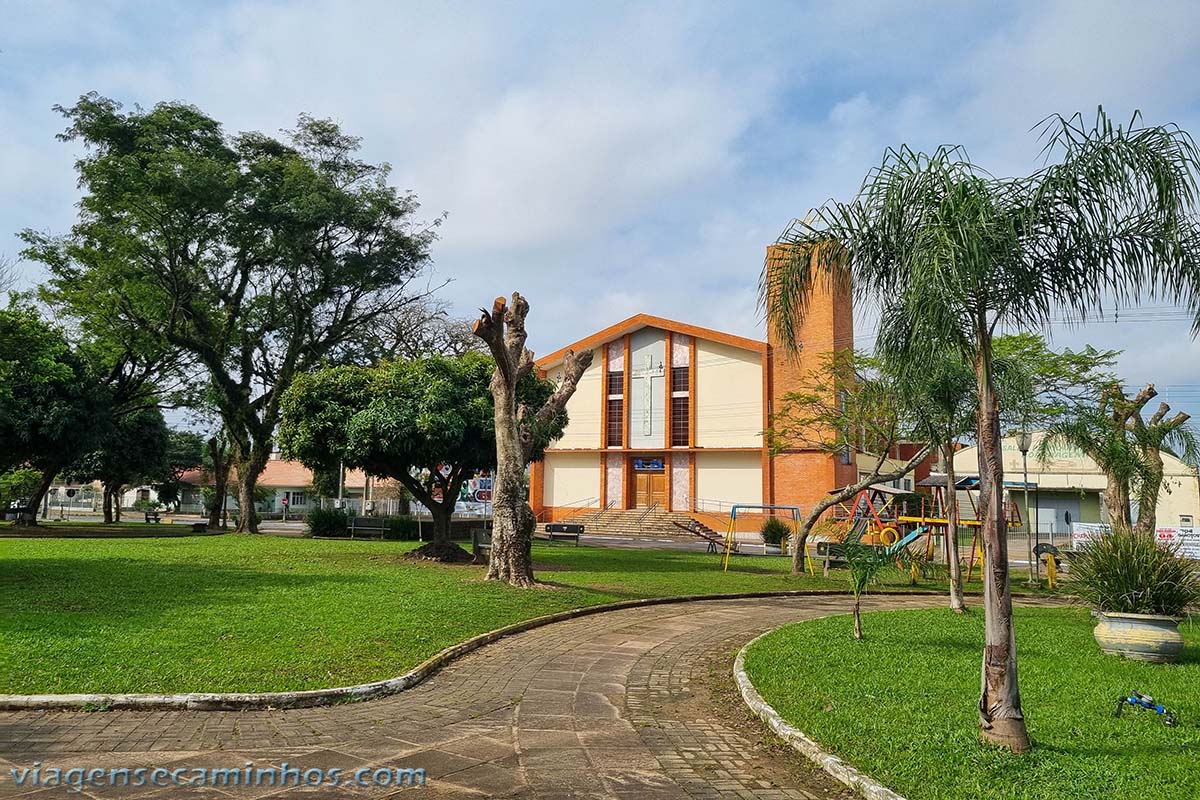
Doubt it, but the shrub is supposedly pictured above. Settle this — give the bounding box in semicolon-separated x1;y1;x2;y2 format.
1070;526;1200;616
760;517;791;546
132;498;162;512
381;516;420;541
307;506;349;537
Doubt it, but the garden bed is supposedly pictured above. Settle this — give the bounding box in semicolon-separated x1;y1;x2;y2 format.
743;607;1200;800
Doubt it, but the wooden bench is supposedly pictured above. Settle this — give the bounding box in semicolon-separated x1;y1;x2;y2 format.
472;528;493;562
349;516;389;539
144;510;161;523
542;523;583;545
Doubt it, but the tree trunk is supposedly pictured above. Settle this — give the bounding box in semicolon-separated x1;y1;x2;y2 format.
944;444;966;613
473;293;593;587
17;468;57;526
974;330;1030;753
1133;446;1163;535
207;437;230;530
102;485;114;524
486;350;537;586
1105;474;1132;530
789;446;934;576
233;447;270;534
852;595;863;640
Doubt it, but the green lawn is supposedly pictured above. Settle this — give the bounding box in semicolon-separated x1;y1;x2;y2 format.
744;607;1200;800
3;534;992;694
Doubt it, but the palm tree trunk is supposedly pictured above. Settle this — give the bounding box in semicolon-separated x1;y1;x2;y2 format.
944;444;965;612
974;330;1030;753
852;595;863;640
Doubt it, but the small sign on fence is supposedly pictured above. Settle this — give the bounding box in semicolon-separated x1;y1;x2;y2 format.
1071;522;1199;560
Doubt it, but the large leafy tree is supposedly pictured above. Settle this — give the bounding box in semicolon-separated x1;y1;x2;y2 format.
764;109;1200;752
155;430;206;511
66;407;171;523
278;352;567;559
24;95;438;533
0;308;110;521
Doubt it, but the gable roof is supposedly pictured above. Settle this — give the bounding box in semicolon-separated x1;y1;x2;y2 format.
536;314;767;369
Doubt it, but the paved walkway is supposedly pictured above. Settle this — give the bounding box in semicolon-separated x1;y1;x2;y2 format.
0;595;946;799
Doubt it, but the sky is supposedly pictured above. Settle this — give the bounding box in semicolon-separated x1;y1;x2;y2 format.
2;0;1200;420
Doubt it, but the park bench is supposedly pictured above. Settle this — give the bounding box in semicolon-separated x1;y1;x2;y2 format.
542;523;583;545
349;516;389;539
472;528;492;563
144;510;161;523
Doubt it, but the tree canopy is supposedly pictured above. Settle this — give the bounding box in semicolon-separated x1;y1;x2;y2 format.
24;95;439;532
278;352;566;550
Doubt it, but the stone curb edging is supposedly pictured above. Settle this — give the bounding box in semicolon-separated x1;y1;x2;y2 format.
0;589;853;712
734;630;908;800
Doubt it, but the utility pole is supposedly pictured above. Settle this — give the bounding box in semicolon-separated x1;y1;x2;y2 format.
1018;431;1034;584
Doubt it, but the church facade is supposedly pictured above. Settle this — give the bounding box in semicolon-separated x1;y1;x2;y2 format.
530;245;857;525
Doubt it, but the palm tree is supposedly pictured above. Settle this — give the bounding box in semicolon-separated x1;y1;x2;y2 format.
893;350;976;613
763;108;1200;753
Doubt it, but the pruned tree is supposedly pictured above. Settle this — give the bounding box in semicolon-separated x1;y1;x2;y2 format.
473;293;593;587
764;108;1200;752
766;349;931;577
1041;383;1198;533
0;255;18;296
25;95;438;533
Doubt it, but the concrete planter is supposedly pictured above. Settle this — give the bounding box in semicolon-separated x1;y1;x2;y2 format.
763;543;783;555
1093;612;1184;663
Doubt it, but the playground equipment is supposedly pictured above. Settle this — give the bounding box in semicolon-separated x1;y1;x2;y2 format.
722;505;804;572
1115;691;1178;727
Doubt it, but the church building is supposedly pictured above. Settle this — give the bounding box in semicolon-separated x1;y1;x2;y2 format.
530;245;857;528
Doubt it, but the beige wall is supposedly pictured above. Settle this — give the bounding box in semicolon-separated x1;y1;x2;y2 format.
694;339;763;448
694;451;762;509
544;452;602;507
546;347;603;449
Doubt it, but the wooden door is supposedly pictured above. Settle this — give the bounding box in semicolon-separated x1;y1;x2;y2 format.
634;473;651;508
650;474;667;508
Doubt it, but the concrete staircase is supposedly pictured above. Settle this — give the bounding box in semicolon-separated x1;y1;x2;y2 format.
558;507;718;541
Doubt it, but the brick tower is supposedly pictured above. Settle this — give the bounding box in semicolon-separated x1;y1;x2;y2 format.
763;243;857;511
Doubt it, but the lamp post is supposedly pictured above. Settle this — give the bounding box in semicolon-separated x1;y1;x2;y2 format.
1017;431;1034;584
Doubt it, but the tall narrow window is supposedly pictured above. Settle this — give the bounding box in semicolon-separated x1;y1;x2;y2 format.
606;370;624;447
670;365;689;447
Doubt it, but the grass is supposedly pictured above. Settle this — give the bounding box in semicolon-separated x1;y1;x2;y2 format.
2;534;1003;694
743;607;1200;800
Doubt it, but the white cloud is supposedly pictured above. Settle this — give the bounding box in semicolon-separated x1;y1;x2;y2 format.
1;0;1198;416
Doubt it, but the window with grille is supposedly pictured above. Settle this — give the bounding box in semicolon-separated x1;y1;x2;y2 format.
671;366;688;393
606;371;624;396
670;396;689;446
606;398;624;446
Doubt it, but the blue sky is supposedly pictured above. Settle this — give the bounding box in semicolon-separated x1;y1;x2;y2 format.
3;0;1200;419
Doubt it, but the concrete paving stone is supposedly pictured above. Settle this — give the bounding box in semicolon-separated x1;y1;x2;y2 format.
0;596;962;799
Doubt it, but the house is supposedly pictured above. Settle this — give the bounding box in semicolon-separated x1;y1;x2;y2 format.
178;457;380;515
952;431;1200;535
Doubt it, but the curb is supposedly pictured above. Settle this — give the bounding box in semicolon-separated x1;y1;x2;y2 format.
734;629;908;800
0;589;849;712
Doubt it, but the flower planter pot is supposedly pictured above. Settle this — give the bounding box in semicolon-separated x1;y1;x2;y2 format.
1093;612;1184;663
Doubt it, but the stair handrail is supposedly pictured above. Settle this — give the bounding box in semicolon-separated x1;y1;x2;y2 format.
588;499;617;523
634;502;660;527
